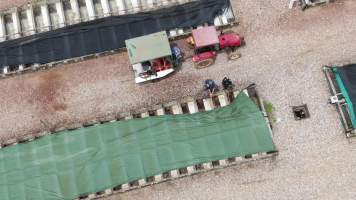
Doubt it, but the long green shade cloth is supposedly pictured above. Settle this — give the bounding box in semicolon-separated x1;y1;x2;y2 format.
0;93;276;200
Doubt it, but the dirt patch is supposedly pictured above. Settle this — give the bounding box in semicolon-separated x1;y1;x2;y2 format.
52;103;68;112
30;71;68;113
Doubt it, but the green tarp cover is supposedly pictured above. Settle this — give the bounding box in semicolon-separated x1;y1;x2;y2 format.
125;31;172;64
0;93;276;200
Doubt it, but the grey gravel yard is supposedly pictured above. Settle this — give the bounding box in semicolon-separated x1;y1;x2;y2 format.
1;0;356;199
0;0;29;10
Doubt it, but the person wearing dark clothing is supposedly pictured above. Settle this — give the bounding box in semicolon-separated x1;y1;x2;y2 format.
204;79;218;97
222;76;233;90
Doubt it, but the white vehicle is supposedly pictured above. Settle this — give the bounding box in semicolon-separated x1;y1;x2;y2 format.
125;31;183;83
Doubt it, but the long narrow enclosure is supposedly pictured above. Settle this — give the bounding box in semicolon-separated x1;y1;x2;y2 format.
0;0;235;74
0;0;197;40
0;89;277;200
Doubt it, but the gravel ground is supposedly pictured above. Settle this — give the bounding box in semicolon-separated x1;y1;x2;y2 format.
1;0;356;199
0;0;30;10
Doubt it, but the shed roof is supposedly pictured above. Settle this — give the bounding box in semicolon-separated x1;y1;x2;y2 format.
125;31;172;64
192;26;219;48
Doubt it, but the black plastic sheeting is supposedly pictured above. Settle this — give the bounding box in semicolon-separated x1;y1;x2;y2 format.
0;0;231;68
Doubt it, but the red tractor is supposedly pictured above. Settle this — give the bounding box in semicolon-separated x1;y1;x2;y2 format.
187;26;244;69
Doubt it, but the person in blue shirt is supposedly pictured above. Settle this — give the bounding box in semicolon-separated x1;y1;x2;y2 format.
204;79;218;97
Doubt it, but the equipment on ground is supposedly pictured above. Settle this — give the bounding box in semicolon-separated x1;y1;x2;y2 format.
125;31;183;83
188;26;244;69
289;0;333;10
301;0;332;9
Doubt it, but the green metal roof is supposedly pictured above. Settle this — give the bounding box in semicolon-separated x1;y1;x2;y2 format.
125;31;172;64
0;92;276;200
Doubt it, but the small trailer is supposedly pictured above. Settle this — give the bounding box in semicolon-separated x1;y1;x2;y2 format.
187;26;244;69
125;31;183;83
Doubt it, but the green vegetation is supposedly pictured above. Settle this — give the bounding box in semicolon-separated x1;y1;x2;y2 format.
264;101;276;123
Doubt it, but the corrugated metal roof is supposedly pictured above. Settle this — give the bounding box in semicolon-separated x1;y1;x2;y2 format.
125;31;172;64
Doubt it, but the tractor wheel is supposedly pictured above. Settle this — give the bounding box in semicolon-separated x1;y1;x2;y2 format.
194;58;215;69
227;51;241;60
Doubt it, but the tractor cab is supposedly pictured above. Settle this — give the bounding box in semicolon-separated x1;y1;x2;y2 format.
126;31;182;83
190;26;220;68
